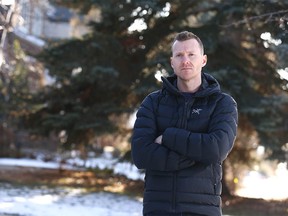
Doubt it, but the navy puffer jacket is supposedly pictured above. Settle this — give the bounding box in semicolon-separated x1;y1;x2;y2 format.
131;73;238;216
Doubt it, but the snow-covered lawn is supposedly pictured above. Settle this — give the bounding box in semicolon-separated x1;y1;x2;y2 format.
0;183;142;216
0;156;287;216
0;157;143;216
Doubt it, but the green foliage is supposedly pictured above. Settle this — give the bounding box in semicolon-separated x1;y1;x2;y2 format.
24;0;288;163
0;40;34;118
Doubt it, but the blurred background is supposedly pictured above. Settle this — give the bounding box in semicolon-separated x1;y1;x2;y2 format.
0;0;287;215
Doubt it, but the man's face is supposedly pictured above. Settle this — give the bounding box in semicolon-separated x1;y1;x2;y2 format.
170;39;207;82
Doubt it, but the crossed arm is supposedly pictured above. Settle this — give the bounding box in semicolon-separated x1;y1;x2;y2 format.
131;94;238;171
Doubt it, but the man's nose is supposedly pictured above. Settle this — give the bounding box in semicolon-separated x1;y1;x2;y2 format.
182;55;190;64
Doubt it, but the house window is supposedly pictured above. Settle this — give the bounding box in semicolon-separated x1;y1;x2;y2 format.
19;1;45;37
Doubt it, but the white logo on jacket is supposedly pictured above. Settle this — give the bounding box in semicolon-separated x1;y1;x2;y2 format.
192;108;202;115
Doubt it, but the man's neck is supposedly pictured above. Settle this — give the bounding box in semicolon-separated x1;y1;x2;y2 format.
177;78;201;93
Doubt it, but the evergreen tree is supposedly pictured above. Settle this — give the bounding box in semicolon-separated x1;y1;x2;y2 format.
26;0;287;166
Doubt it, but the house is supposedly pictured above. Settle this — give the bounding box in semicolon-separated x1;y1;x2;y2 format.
17;0;74;40
0;0;99;157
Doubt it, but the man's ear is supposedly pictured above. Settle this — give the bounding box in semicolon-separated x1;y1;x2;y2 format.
170;57;174;68
202;55;207;67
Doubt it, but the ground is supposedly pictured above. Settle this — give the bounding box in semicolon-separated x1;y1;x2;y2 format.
0;165;144;197
0;165;287;216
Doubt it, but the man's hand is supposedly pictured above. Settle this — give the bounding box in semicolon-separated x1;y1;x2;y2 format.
155;135;163;144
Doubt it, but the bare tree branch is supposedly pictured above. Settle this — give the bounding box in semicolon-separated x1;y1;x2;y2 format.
221;9;288;27
0;3;16;67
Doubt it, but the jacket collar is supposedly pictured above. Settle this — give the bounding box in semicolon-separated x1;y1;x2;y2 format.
161;72;221;97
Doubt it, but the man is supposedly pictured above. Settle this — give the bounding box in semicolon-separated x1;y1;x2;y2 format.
131;31;238;216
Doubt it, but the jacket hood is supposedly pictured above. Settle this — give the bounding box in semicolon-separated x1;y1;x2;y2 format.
161;72;221;97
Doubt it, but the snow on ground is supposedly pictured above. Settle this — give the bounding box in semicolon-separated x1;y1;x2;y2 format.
0;183;142;216
0;155;145;181
0;158;74;170
0;156;144;216
0;155;287;215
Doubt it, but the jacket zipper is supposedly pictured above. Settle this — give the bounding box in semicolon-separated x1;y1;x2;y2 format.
172;98;194;211
180;100;190;129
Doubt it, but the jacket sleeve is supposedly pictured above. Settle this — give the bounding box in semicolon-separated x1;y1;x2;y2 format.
131;93;195;171
162;94;238;164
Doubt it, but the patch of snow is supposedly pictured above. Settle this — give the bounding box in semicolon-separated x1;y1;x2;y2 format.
0;183;142;216
114;162;145;180
0;158;74;170
0;154;145;181
0;156;145;215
